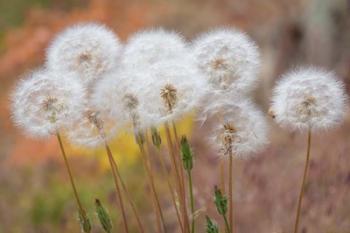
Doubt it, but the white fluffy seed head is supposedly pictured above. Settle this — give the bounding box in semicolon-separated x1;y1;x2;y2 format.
270;67;347;132
192;28;260;95
46;23;122;86
137;60;208;127
11;69;86;138
65;106;118;148
91;69;140;131
209;100;269;158
98;60;207;129
121;28;188;68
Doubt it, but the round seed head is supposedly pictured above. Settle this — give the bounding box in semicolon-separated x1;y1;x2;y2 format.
271;67;347;131
46;23;122;86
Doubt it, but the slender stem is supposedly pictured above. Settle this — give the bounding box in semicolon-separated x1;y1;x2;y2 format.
107;144;145;233
171;121;180;147
187;170;195;233
220;159;226;193
151;140;184;233
56;132;86;216
293;129;312;233
164;123;190;233
105;143;130;233
228;153;233;233
139;142;167;233
171;122;187;213
223;214;231;233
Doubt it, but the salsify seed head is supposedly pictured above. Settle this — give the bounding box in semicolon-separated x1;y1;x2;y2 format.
121;28;188;68
209;100;269;158
270;67;347;132
46;23;122;86
192;28;260;95
11;68;86;138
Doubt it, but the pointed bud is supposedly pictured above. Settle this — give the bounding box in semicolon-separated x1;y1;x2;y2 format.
181;136;193;171
134;131;145;147
78;210;92;233
205;216;219;233
214;186;227;215
151;127;162;149
95;199;112;233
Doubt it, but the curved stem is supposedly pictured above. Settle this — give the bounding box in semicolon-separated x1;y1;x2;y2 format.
293;129;312;233
107;144;145;233
105;143;129;233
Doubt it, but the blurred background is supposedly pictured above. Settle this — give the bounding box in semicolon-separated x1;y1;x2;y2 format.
1;0;350;232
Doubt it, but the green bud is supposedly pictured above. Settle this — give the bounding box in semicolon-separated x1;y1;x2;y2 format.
205;216;219;233
134;131;145;147
214;186;227;216
180;136;193;171
78;210;92;233
95;199;112;233
151;127;162;149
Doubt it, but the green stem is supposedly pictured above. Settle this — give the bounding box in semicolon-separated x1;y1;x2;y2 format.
188;170;195;233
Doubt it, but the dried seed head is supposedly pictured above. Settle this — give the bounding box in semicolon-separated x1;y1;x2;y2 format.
134;60;207;127
271;67;348;131
66;107;117;148
46;23;121;86
91;70;146;132
160;84;177;113
192;28;260;95
86;110;104;133
11;69;86;138
123;94;139;111
121;28;188;68
220;123;237;156
210;100;269;158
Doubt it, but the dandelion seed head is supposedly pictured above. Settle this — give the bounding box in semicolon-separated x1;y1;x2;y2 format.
192;28;260;95
11;69;86;138
271;67;347;131
90;69;143;132
46;23;122;85
135;60;208;127
66;107;118;148
209;100;269;158
121;28;188;68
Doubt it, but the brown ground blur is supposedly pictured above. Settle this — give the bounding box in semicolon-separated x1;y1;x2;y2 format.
0;0;350;232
